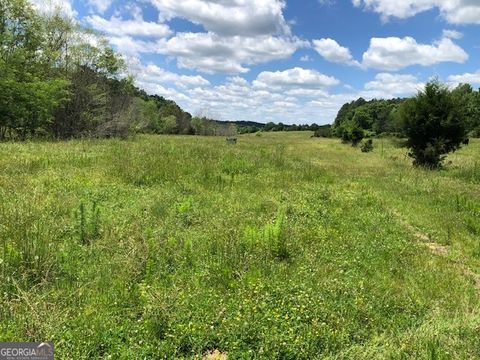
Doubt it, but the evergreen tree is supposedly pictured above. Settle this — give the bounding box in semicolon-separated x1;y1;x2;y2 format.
399;79;468;168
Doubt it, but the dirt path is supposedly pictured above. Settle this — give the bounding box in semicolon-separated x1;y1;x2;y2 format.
391;209;449;255
390;208;480;293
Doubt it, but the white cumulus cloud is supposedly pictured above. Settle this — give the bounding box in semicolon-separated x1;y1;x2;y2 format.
150;0;290;36
362;73;423;98
107;36;160;56
87;0;113;14
253;67;340;89
126;57;210;89
313;38;360;66
442;29;463;39
353;0;480;24
448;70;480;86
156;33;308;74
86;15;172;38
362;36;468;71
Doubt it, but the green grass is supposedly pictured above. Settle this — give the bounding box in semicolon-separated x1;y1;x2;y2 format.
1;132;480;359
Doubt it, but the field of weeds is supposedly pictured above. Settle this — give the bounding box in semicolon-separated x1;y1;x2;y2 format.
1;132;480;359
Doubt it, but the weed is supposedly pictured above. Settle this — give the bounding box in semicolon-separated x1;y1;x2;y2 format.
242;207;290;261
77;201;101;245
264;207;289;261
176;196;195;226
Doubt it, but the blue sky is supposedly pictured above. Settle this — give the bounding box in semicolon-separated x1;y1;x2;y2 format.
33;0;480;124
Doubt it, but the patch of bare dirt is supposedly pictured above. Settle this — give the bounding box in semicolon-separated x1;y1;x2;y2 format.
204;350;228;360
390;209;449;255
425;242;449;255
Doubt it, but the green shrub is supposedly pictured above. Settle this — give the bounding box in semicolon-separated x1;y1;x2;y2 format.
241;207;290;261
399;79;468;168
350;126;365;146
77;201;101;245
313;126;332;138
338;123;365;146
360;139;374;153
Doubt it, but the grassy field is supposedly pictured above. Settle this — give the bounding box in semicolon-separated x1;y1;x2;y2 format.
1;132;480;359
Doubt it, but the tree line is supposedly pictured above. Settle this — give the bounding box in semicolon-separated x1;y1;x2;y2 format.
333;84;480;141
0;0;209;140
331;80;479;167
234;121;328;134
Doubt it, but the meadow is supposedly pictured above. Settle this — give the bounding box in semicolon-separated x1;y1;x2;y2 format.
1;132;480;359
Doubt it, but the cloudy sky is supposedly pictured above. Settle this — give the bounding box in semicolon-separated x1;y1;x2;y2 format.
35;0;480;124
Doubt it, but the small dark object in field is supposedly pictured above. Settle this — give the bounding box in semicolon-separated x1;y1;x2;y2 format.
227;137;237;145
463;138;470;145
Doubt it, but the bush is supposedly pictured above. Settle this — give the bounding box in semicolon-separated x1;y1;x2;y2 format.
360;139;374;153
350;126;365;146
313;126;332;138
338;123;364;146
399;79;468;168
